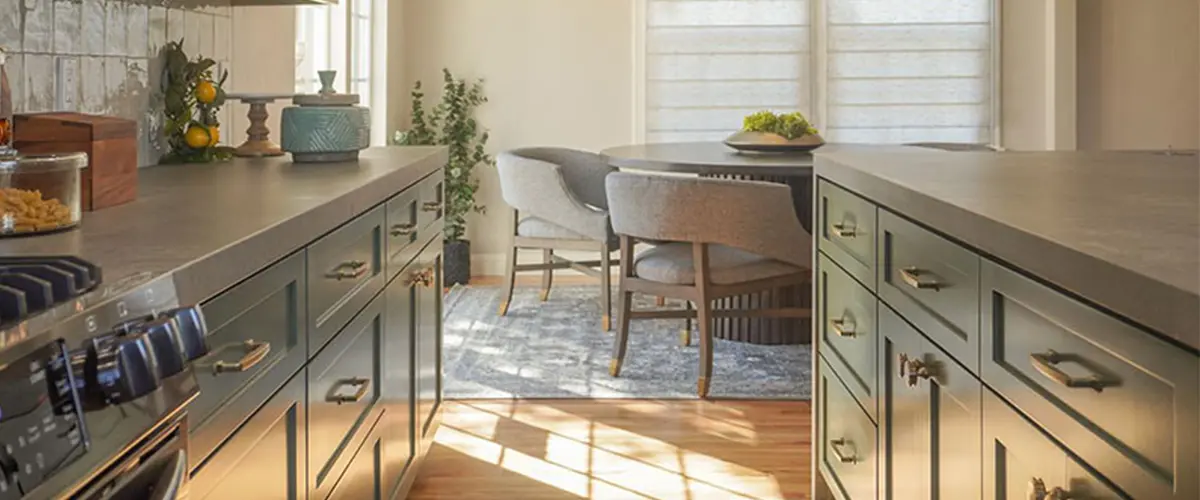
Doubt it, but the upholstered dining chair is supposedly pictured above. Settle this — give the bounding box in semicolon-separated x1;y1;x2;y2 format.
495;148;620;330
604;172;813;397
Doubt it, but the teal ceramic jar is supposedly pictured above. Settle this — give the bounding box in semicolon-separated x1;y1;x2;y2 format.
281;71;371;163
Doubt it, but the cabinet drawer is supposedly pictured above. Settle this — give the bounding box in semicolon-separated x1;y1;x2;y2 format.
308;206;385;354
983;390;1126;500
308;293;385;499
327;410;387;500
818;180;877;289
415;171;444;232
188;368;307;500
817;356;878;500
817;254;877;421
878;210;979;372
385;187;422;283
190;251;306;466
981;261;1198;500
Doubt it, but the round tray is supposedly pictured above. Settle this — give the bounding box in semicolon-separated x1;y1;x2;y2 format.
723;131;825;153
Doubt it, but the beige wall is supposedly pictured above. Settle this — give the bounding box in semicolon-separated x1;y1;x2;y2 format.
401;0;636;274
1077;0;1199;150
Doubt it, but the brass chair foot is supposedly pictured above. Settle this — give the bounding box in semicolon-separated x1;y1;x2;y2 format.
698;377;711;398
602;315;611;331
497;301;510;316
539;289;551;302
609;359;622;377
679;329;691;346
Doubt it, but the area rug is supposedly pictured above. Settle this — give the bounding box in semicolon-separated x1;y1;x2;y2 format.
442;284;812;399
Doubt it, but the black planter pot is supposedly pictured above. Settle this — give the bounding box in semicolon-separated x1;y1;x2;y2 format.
443;240;471;286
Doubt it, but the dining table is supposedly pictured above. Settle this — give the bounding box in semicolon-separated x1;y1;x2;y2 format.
600;141;832;346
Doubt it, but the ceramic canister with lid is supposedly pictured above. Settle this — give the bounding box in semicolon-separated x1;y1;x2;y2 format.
280;70;371;163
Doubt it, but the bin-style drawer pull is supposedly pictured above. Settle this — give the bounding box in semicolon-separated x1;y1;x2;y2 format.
829;438;857;464
830;316;856;338
830;222;857;238
326;377;371;404
422;201;442;213
899;267;942;291
1029;350;1117;392
326;260;369;281
390;223;416;237
207;339;271;374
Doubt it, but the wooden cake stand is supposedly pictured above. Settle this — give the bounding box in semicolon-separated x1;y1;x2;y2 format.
226;93;296;157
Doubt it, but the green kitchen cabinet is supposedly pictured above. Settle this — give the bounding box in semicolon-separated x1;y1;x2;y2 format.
877;305;981;500
414;237;444;443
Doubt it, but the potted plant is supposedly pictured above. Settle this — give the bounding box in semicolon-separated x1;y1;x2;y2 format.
394;69;491;286
724;110;824;153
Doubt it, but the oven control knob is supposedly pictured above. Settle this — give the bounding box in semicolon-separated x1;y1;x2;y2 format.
111;314;155;336
127;318;186;378
86;333;161;404
159;305;209;361
0;446;17;484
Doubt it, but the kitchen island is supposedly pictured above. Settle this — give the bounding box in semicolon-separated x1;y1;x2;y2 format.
1;146;449;499
811;149;1199;499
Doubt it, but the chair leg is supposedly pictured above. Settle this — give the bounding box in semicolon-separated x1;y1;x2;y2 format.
610;289;634;377
539;249;554;301
697;298;714;398
600;244;612;331
680;301;693;346
498;245;517;315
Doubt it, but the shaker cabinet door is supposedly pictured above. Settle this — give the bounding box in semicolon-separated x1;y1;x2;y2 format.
188;370;308;500
414;239;444;441
382;266;418;495
878;305;981;500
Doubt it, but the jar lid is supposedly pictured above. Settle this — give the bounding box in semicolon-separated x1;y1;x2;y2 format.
293;93;360;106
0;152;88;173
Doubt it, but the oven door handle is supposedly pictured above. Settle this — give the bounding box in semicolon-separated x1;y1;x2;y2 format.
100;448;188;500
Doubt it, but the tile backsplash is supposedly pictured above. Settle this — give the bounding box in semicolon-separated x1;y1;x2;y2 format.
1;0;234;166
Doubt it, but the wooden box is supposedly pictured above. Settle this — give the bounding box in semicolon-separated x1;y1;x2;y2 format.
13;112;138;211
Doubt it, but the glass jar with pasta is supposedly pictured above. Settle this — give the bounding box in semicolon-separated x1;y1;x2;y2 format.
0;152;86;236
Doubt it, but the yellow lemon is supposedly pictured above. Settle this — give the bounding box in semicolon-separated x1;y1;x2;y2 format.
207;125;220;146
185;126;211;149
194;81;217;104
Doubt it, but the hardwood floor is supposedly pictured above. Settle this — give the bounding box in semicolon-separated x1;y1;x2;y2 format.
408;399;812;499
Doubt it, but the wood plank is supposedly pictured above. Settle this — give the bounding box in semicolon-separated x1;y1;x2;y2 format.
409;399;812;499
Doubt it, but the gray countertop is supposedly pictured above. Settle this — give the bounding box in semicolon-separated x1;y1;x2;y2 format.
815;148;1199;349
0;146;447;306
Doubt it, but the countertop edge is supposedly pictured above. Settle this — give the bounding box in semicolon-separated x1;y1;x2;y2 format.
815;154;1200;351
171;148;448;305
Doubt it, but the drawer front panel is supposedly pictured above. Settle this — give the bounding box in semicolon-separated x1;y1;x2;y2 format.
981;261;1198;500
308;294;385;498
878;305;981;500
818;356;878;500
415;171;445;232
327;411;387;500
818;180;877;289
817;253;878;420
188;369;307;500
878;210;979;372
308;206;385;354
983;390;1127;500
190;251;307;465
385;187;422;282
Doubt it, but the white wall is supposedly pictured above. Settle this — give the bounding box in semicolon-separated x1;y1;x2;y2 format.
1076;0;1199;150
401;0;636;275
229;7;297;147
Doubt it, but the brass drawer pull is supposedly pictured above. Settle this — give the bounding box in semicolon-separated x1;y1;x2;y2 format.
422;201;442;213
326;260;369;280
327;377;371;404
830;317;856;338
830;222;857;238
1029;350;1116;392
899;267;942;291
208;339;271;375
1028;478;1071;500
829;438;857;464
390;223;416;237
898;353;932;387
407;267;436;288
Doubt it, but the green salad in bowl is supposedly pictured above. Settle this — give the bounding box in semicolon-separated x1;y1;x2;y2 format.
725;110;825;152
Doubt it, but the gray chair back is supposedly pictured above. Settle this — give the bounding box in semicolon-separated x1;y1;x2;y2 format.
498;148;614;210
605;172;812;268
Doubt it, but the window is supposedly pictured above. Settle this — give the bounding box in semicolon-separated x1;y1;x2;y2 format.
295;0;389;145
641;0;996;144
